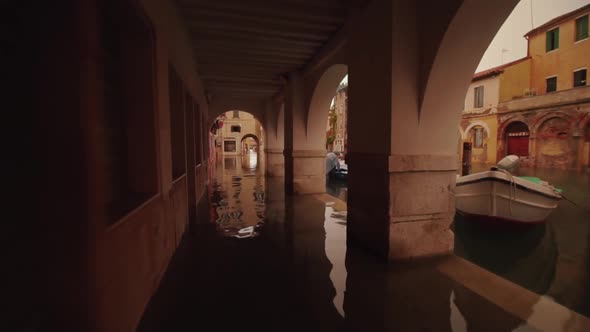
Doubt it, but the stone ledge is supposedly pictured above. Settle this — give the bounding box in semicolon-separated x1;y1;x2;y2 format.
389;219;454;260
284;149;327;158
390;212;454;224
265;148;284;154
389;154;457;173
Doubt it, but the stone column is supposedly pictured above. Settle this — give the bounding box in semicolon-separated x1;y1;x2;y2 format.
347;0;460;260
284;72;326;194
264;101;285;177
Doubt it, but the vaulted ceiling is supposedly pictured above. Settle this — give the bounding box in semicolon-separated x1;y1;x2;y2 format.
175;0;350;102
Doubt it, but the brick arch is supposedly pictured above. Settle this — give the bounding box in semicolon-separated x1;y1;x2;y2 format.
531;112;575;137
579;112;590;133
498;117;531;161
498;116;531;138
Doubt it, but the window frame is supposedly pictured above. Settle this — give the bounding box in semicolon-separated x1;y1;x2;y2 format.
575;14;589;42
230;125;242;133
546;27;560;52
573;68;587;88
224;140;237;152
473;127;484;149
473;85;484;108
545;75;557;93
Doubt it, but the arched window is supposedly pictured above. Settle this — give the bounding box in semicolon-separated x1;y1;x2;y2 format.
505;121;530;157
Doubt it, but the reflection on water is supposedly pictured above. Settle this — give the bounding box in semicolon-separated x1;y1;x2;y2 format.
209;154;265;238
455;167;590;318
139;161;590;332
323;202;347;317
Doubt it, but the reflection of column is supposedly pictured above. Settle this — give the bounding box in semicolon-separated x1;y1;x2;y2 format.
288;196;343;329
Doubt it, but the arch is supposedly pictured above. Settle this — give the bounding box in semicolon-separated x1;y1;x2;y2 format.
531;112;574;137
504;121;531;157
458;125;465;140
306;64;348;148
207;99;265;128
464;121;491;140
498;115;530;138
240;133;260;145
417;0;518;155
579;112;590;132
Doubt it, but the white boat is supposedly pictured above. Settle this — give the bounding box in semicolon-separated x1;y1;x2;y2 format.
454;170;562;224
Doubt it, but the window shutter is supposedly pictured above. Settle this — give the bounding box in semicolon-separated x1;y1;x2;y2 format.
555;27;559;49
546;31;551;52
581;16;589;40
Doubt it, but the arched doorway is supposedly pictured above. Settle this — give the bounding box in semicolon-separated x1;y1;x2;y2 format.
240;134;260;170
505;121;530;157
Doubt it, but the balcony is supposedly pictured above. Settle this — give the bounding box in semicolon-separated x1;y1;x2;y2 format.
499;85;590;113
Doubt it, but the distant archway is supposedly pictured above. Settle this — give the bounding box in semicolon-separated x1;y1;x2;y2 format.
306;64;348;150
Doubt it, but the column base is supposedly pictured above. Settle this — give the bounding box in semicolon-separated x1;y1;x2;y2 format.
265;149;285;177
284;149;326;195
348;153;457;260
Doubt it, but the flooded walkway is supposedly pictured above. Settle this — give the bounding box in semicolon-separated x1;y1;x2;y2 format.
139;155;590;331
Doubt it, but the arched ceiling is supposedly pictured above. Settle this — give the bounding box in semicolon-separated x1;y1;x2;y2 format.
175;0;350;103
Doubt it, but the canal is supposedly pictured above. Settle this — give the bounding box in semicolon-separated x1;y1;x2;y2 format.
328;161;590;319
139;154;590;331
454;166;590;319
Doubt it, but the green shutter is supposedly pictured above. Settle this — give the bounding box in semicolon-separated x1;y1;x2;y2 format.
546;31;551;52
555;27;559;49
577;15;589;41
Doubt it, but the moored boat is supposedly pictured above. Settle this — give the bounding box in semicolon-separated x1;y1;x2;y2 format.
454;156;562;224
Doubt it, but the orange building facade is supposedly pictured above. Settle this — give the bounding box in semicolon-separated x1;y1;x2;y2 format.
496;4;590;169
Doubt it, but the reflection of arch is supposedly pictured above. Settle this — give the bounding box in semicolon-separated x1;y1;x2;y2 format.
306;64;348;147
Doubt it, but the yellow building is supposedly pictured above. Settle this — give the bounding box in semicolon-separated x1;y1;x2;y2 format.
214;111;264;157
497;4;590;169
460;70;501;167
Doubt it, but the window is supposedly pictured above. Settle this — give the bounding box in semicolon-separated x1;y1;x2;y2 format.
231;125;241;133
224;140;237;152
474;127;484;148
101;0;157;223
169;67;186;180
473;86;484;108
546;76;557;92
575;15;589;41
233;110;240;118
546;27;559;52
574;69;587;87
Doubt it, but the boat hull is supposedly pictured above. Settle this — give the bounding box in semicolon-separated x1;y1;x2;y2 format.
455;171;561;224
